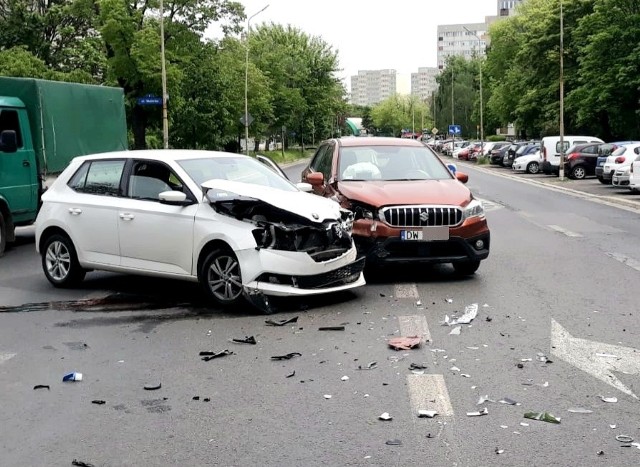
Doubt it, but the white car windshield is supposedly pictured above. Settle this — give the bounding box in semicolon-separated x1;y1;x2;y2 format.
179;156;298;192
339;145;453;182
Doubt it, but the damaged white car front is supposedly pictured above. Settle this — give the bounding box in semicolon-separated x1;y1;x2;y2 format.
199;179;365;312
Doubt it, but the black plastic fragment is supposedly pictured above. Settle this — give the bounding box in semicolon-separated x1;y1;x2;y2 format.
271;352;302;360
232;336;257;345
386;439;402;446
318;326;345;331
201;350;233;361
409;363;428;370
193;396;200;401
72;460;95;467
203;398;210;402
144;383;162;390
286;370;296;378
265;316;298;326
33;385;50;390
91;400;106;405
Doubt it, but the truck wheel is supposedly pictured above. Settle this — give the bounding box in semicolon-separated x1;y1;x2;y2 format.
571;166;586;180
42;233;86;287
526;162;540;174
0;211;6;257
199;248;245;307
453;260;481;276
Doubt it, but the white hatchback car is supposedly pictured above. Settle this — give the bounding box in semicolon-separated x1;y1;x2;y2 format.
512;150;542;174
602;144;640;182
628;154;640;192
35;150;365;310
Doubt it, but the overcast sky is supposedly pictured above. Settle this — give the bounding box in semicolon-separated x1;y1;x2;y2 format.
208;0;498;90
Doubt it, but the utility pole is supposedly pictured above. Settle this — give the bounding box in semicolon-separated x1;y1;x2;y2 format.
463;26;484;157
559;0;566;180
160;0;168;149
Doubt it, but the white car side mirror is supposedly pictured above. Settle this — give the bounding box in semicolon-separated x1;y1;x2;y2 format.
159;191;190;205
296;182;313;192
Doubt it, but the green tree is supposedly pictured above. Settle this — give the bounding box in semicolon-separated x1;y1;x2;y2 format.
433;56;476;138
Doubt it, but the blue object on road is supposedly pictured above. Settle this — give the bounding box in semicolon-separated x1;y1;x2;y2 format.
63;372;83;382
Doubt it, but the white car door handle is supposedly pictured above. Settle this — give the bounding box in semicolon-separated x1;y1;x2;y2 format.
119;213;135;221
68;208;82;215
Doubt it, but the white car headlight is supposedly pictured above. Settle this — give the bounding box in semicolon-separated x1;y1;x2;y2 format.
464;199;485;220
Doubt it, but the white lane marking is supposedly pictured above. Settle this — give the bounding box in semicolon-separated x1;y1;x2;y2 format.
606;252;640;272
407;374;454;416
547;224;583;237
0;353;16;364
399;315;431;343
394;283;419;299
551;319;640;399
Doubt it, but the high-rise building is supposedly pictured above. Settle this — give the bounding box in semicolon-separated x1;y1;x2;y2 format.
411;67;440;101
498;0;524;17
350;69;397;107
436;23;487;70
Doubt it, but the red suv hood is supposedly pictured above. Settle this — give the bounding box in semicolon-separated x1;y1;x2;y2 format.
337;180;472;208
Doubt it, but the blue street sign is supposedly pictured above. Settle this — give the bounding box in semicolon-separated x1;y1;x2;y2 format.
137;94;163;106
448;124;462;135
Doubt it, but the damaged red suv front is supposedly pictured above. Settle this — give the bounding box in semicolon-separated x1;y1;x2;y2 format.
301;137;490;275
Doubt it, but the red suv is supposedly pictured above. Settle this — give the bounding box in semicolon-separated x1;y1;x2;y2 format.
301;138;490;275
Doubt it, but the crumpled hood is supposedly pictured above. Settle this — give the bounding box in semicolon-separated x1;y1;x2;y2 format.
202;179;341;222
337;180;472;208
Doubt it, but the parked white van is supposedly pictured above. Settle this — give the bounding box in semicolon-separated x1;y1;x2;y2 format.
540;135;604;175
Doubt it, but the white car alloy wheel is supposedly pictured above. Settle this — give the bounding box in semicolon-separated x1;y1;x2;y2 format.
527;161;540;174
41;234;85;287
201;248;244;306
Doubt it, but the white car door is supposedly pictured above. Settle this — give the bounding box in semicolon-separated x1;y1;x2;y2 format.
118;160;197;275
64;159;126;266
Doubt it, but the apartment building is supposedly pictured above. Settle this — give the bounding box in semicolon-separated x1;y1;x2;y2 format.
411;67;439;101
350;69;397;107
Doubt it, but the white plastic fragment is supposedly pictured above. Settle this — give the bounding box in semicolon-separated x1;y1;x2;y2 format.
341;376;349;381
449;326;461;335
364;394;369;398
567;408;593;414
477;395;494;405
324;395;332;399
446;298;453;303
466;346;479;350
610;425;617;429
450;366;460;372
416;300;422;307
520;422;529;427
500;425;508;429
521;358;532;362
466;407;488;417
599;396;618;403
418;410;438;418
496;449;505;454
596;353;619;358
461;374;471;378
379;412;392;421
442;303;478;326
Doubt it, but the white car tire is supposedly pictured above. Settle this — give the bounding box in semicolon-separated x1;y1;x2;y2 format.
41;233;86;287
526;161;540;174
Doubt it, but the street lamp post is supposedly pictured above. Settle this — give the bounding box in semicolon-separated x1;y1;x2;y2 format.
463;27;484;157
244;4;269;156
559;0;566;180
160;0;168;149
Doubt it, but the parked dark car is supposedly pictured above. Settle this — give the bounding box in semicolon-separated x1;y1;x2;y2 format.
562;142;602;179
504;142;538;168
490;144;511;165
595;141;640;184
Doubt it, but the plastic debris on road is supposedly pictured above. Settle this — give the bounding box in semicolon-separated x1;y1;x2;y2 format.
265;316;298;326
341;376;349;381
498;397;519;406
495;449;505;455
318;326;345;331
409;363;428;370
615;435;634;443
466;407;488;417
232;336;256;344
386;439;402;446
72;460;95;467
418;410;438;418
379;412;393;421
599;395;618;403
567;408;593;414
416;300;422;307
91;400;106;405
323;395;332;399
200;350;233;361
442;303;478;326
477;395;495;405
143;383;162;391
271;352;302;360
388;336;421;350
357;361;377;370
524;411;561;424
33;385;50;390
286;371;295;378
449;327;461;335
62;372;83;382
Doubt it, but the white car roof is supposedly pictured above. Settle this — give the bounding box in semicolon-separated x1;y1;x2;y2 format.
72;149;244;163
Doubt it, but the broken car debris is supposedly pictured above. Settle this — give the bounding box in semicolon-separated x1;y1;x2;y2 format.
524;412;561;424
271;352;302;360
143;383;162;391
442;303;479;326
379;412;393;421
232;336;256;345
265;316;298;326
418;410;438;418
388;336;421;350
467;407;489;417
318;326;345;331
33;385;50;390
62;372;82;382
200;350;234;361
357;361;377;370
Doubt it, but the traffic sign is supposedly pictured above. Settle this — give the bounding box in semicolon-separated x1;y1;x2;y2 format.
448;124;462;135
137;94;163;106
240;113;254;127
432;127;438;135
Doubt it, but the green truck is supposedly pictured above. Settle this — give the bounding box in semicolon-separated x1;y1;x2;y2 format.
0;77;128;256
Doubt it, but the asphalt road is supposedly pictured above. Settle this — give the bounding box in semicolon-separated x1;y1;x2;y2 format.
1;160;640;466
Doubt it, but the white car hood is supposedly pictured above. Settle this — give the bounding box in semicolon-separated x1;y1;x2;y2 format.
201;179;341;222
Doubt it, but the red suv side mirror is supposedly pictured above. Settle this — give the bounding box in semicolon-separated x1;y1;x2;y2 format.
306;172;324;186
